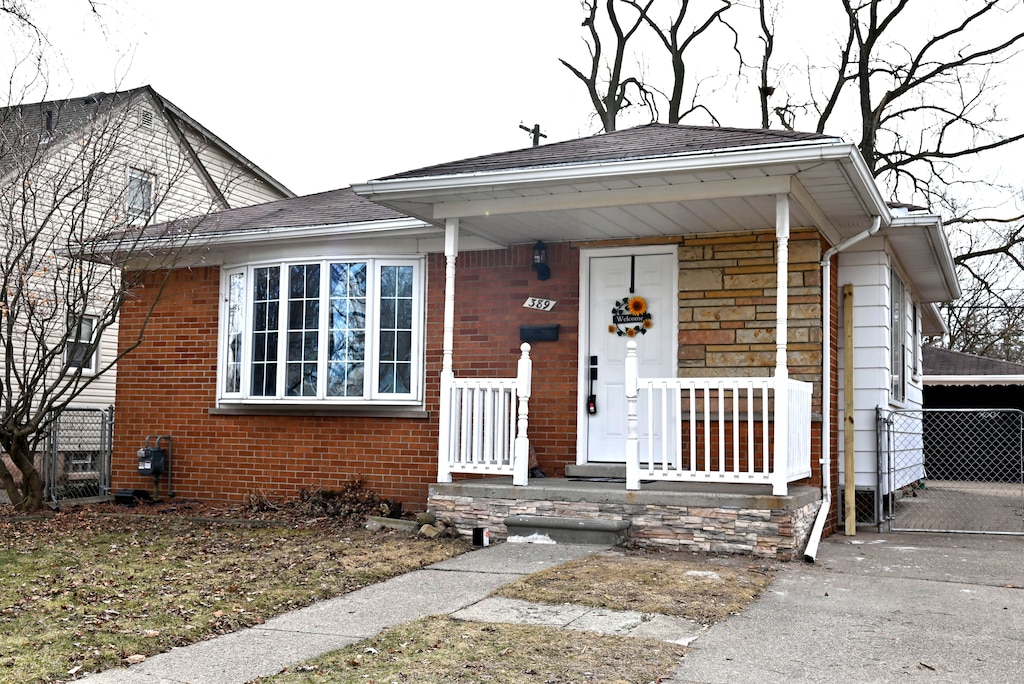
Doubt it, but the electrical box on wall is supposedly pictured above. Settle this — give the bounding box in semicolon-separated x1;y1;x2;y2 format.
520;324;559;343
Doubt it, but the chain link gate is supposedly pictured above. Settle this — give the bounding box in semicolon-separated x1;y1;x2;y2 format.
877;408;1024;534
43;406;114;504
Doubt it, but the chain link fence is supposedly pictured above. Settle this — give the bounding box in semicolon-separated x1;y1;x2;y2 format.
42;406;114;503
875;408;1024;534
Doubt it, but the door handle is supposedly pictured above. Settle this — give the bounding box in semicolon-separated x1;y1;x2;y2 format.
588;356;597;414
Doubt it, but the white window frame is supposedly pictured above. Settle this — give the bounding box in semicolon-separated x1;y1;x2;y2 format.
890;270;907;404
65;315;98;375
911;303;920;380
126;167;155;225
218;256;424;406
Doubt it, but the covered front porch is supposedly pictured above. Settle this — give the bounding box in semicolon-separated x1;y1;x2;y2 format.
351;125;892;556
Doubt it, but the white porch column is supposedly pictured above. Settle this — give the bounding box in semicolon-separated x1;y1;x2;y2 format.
437;218;459;483
773;194;790;495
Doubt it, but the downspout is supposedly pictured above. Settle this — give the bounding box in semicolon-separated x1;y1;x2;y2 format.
804;215;881;562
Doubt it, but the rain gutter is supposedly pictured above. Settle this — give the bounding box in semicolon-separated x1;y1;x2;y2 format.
804;215;882;563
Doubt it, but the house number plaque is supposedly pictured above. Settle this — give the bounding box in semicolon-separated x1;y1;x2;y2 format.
523;297;556;312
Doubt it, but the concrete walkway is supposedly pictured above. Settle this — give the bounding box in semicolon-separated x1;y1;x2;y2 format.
77;541;699;684
77;531;1024;683
668;531;1024;683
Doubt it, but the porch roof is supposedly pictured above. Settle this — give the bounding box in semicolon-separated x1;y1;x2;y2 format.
352;123;958;303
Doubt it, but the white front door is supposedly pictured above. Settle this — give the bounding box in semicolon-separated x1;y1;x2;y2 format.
584;250;677;462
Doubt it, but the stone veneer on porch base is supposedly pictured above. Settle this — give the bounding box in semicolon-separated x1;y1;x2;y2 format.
428;478;821;561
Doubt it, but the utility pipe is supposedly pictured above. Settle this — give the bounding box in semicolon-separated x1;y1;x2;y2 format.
804;216;881;562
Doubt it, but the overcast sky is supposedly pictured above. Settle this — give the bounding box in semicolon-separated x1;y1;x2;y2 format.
23;1;605;195
10;0;1024;206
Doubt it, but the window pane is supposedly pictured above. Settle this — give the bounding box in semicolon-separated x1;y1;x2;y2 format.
377;265;414;395
225;273;244;393
251;267;279;396
328;262;367;397
890;274;905;401
127;169;154;223
66;318;94;370
286;264;320;397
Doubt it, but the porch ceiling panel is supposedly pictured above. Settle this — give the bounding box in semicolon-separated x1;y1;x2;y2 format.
353;137;887;249
376;179;867;248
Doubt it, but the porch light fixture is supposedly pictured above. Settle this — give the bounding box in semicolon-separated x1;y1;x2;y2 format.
532;240;551;281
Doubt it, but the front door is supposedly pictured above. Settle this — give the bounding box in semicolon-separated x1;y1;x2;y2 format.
585;251;677;462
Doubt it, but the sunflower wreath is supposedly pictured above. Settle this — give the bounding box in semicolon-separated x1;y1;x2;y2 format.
608;295;653;337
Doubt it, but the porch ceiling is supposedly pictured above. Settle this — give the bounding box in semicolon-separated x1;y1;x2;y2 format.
354;144;886;249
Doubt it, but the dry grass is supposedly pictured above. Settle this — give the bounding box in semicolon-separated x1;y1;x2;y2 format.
0;507;468;683
257;549;777;683
257;615;683;684
494;549;777;625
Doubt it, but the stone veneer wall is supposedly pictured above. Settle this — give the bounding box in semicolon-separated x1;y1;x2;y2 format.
429;492;821;561
678;229;824;418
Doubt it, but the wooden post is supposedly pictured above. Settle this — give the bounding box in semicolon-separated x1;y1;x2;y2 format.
512;343;532;486
843;284;856;535
624;340;640;490
437;219;459;483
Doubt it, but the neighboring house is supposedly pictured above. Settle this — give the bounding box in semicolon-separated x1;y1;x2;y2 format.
106;124;959;559
0;85;294;411
0;86;293;504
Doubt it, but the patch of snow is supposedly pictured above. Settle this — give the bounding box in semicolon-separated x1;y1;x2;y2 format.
685;570;721;580
507;533;557;544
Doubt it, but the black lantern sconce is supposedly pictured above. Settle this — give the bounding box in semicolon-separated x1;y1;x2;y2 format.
532;240;551;281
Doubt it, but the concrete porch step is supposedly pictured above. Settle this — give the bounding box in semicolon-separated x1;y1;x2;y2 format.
563;463;626;480
504;514;630;545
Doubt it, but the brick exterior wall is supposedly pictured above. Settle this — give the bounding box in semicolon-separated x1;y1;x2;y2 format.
112;243;581;508
112;231;836;537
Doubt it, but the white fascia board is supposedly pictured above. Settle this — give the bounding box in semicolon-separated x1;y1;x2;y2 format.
924;375;1024;386
920;303;948;336
199;217;437;245
353;139;889;214
885;214;961;302
90;217;436;256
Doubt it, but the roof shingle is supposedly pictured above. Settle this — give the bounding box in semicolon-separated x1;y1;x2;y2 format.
379;123;837;180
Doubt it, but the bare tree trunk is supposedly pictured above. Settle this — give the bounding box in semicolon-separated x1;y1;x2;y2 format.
561;0;656;132
0;435;44;511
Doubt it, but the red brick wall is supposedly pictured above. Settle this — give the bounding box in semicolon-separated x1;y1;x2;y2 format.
112;243;581;508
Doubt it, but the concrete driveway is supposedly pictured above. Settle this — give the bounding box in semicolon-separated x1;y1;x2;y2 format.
668;531;1024;683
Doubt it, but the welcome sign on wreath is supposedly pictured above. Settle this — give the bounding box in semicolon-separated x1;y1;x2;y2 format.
608;295;653;337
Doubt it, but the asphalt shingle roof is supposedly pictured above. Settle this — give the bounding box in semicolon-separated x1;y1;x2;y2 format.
155;187;409;237
923;346;1024;376
379;123;837;180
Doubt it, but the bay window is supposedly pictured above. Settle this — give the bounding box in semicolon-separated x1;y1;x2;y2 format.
220;257;422;404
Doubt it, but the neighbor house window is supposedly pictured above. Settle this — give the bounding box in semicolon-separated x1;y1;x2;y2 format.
66;316;97;373
890;271;906;403
220;258;422;404
126;168;155;224
911;303;920;378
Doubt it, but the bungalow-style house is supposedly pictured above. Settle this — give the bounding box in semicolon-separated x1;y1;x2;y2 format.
107;124;959;559
0;86;292;505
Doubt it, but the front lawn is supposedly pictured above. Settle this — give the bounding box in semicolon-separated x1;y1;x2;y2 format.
0;507;467;682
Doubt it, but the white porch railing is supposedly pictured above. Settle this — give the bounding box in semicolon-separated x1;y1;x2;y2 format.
625;341;812;495
438;343;532;486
